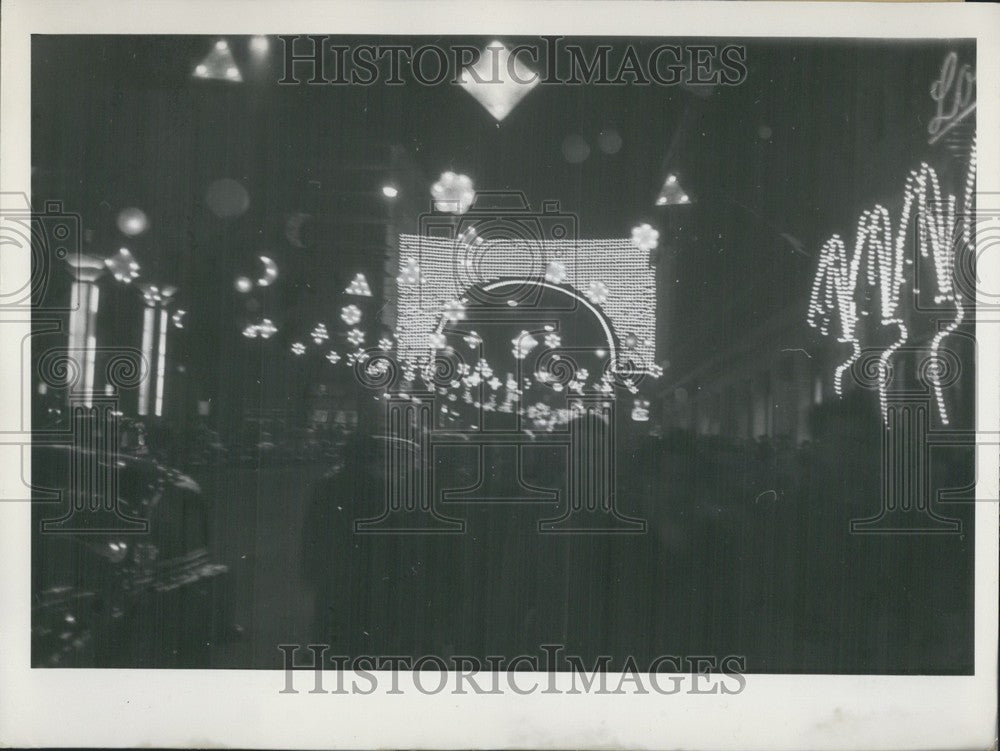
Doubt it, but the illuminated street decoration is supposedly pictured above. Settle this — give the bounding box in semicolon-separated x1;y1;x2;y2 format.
340;304;362;325
511;331;539;360
116;207;148;236
442;299;466;322
431;172;476;215
631;223;660;252
808;137;976;424
242;318;277;339
65;254;105;406
544;332;562;349
105;247;140;283
345;272;372;296
171;309;186;329
377;337;394;352
545;260;567;284
585;280;610;305
463;331;481;349
632;398;651;422
347;328;365;346
655;174;691;206
398;258;422;286
137;282;177;417
326;350;341;364
290;342;306;355
193;39;242;82
458;41;540;122
395;235;657;372
310;323;328;344
234;276;253;293
257;255;279;287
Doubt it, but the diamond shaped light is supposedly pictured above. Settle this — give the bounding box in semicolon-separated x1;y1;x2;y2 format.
459;41;540;122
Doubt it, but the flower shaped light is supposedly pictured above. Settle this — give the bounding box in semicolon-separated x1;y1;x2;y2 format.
511;331;539;360
544;332;562;349
341;304;362;325
631;223;660;252
105;248;140;283
398;258;422;286
545;260;567;284
290;342;306;355
585;281;610;305
431;172;475;215
442;299;466;322
347;328;365;347
326;350;341;364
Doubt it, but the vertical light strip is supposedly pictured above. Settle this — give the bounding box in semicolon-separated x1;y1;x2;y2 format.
67;282;83;389
155;308;168;417
138;306;154;416
82;286;99;406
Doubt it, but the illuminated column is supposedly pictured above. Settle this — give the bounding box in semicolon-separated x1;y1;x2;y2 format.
355;391;463;533
65;254;105;406
136;283;176;418
541;395;645;533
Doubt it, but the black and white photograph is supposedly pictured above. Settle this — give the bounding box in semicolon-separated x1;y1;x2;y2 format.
1;2;998;749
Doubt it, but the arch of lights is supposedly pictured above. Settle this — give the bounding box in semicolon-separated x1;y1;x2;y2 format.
394;234;657;374
807;136;976;425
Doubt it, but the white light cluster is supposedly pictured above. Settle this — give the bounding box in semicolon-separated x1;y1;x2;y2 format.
345;273;372;296
105;248;140;283
807;138;976;424
243;318;276;339
431;172;476;215
631;223;660;252
395;235;657;372
341;304;362;325
290;342;306;355
311;323;328;344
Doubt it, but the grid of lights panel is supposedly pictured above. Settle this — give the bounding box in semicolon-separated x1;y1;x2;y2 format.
395;234;657;372
807;136;976;425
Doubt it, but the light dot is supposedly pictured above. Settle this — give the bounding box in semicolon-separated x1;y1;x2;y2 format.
216;40;228;50
195;64;208;77
249;36;269;54
382;185;398;198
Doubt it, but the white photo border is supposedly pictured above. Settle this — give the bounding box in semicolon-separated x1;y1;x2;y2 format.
1;2;997;748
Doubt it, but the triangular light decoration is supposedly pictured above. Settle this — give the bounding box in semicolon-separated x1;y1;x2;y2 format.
459;41;539;122
345;272;372;297
193;40;243;82
655;174;692;206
